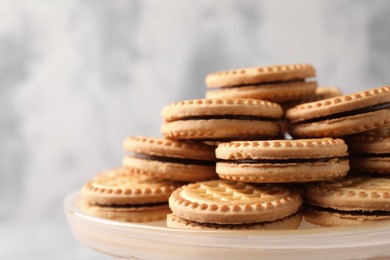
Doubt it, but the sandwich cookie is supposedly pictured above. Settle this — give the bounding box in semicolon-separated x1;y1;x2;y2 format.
215;138;349;183
205;64;317;102
282;86;342;110
286;86;390;137
80;168;181;222
345;133;390;174
122;136;217;182
161;99;283;141
167;212;302;230
168;180;302;229
303;176;390;226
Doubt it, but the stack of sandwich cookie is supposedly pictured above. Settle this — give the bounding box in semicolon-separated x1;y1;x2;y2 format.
345;130;390;174
168;180;302;230
286;86;390;137
161;99;283;141
205;64;317;102
80;168;181;222
303;176;390;226
215;138;349;183
122;136;217;182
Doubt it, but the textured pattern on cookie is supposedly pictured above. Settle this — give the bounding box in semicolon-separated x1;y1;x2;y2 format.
215;138;349;183
287;86;390;121
169;180;302;224
123;136;216;160
304;176;390;211
162;99;283;122
282;87;342;109
205;64;315;88
167;212;302;230
216;138;347;160
206;81;317;102
304;205;390;227
81;202;171;222
81;168;181;205
346;135;389;154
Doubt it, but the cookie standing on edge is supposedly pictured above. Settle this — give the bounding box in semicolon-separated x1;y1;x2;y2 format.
345;133;390;174
205;64;316;102
215;138;349;183
80;168;181;222
303;176;390;226
286;86;390;137
161;99;283;141
168;180;302;229
122;136;217;182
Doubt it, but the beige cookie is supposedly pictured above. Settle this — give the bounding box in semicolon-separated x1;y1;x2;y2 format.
81;203;171;222
122;136;217;182
161;99;283;141
80;168;181;222
81;167;181;205
169;180;302;225
167;212;302;230
345;134;390;174
282;86;342;110
205;64;317;102
304;205;390;227
215;138;349;183
286;86;390;137
304;176;390;211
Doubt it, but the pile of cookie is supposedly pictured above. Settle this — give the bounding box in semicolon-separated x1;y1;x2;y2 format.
80;64;390;229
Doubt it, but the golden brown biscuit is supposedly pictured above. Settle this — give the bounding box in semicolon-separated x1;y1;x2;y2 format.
286;86;390;137
122;136;217;182
215;138;349;183
161;99;283;141
169;180;302;225
303;176;390;226
205;64;317;102
167;212;302;230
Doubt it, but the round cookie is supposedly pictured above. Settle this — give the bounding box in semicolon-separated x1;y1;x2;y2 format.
304;176;390;211
286;86;390;137
161;99;283;141
345;134;390;174
282;86;342;110
80;168;181;222
215;138;349;183
168;180;302;225
81;203;171;223
205;64;317;102
304;205;390;227
303;176;390;226
81;168;181;205
122;136;217;182
166;212;302;230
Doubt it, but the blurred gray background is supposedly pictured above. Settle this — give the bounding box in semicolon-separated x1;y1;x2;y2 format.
1;0;390;259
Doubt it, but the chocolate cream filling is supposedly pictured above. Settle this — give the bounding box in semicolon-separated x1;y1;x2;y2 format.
130;152;215;166
291;102;390;125
209;79;312;90
305;204;390;216
219;157;348;164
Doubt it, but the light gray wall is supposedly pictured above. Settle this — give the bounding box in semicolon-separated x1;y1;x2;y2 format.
1;0;390;223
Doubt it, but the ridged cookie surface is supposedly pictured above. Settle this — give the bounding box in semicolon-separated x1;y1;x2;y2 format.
304;176;390;211
169;180;302;224
161;99;283;141
215;138;349;183
81;168;181;205
287;86;390;137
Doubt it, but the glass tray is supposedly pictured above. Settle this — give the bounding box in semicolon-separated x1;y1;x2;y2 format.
64;192;390;260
